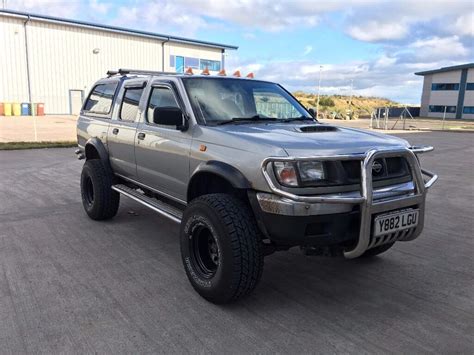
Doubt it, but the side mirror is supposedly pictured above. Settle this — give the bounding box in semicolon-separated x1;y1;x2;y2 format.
153;106;186;130
308;108;316;118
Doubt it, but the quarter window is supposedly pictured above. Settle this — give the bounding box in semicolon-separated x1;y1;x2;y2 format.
120;87;144;121
429;105;456;113
83;83;118;115
147;87;180;123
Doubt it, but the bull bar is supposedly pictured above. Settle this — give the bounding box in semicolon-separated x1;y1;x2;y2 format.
261;146;438;259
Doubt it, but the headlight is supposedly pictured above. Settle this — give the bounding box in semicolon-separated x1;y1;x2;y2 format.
297;161;325;182
272;160;326;187
273;162;298;186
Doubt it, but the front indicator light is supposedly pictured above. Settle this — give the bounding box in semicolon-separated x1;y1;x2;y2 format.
273;162;298;186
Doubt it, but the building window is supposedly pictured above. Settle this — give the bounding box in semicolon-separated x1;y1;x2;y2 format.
185;57;200;69
170;55;175;67
466;83;474;90
120;87;144;121
429;105;456;113
83;82;118;115
200;59;221;71
462;106;474;114
431;83;460;91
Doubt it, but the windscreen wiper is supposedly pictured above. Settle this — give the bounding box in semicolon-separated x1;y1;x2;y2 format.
280;116;316;123
216;115;278;125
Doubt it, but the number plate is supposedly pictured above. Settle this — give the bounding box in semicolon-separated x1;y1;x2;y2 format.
373;209;419;237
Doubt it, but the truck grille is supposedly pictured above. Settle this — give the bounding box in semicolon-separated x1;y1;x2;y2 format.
341;157;411;184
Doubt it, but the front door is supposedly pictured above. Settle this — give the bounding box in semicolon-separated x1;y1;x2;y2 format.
69;90;83;115
107;79;146;179
135;81;192;202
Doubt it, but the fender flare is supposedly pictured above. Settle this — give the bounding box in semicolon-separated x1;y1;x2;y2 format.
189;160;251;192
84;137;110;166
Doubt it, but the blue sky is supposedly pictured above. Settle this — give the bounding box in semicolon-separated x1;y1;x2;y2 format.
9;0;474;104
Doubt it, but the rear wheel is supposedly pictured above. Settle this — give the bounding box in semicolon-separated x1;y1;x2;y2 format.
80;159;120;220
360;242;395;257
180;193;264;304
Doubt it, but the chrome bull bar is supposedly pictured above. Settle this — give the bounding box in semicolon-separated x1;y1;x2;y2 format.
261;146;438;259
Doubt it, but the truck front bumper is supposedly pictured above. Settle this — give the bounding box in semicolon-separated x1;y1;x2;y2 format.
256;147;437;258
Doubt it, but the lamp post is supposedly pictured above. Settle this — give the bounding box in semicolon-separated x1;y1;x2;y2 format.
348;79;353;119
316;65;322;118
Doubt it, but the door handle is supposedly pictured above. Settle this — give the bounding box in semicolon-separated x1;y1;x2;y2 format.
112;128;119;135
137;132;146;140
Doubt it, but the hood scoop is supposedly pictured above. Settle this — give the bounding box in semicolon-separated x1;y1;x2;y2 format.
297;125;338;133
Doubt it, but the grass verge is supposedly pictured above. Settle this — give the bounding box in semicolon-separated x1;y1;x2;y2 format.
0;141;77;151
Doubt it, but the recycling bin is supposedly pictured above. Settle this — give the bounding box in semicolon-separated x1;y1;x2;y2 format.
21;103;30;116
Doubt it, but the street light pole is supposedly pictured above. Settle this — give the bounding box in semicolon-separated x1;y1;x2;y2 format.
316;65;322;118
348;79;353;119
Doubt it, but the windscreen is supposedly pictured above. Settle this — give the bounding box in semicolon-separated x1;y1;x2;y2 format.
182;78;312;125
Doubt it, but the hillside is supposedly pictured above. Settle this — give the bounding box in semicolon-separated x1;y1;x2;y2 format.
293;92;402;119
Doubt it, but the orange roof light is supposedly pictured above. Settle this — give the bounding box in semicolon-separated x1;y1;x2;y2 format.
246;72;254;79
185;67;194;75
218;69;227;76
233;70;241;77
201;67;210;75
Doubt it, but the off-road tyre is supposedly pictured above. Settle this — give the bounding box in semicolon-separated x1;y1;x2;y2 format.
180;193;264;304
80;159;120;220
360;242;395;257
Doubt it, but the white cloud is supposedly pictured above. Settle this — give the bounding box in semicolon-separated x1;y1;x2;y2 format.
409;36;469;60
347;21;409;42
8;0;79;17
89;0;110;15
302;45;313;56
452;12;474;37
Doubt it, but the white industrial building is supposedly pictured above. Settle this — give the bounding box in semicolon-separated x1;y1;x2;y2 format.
415;63;474;119
0;9;237;114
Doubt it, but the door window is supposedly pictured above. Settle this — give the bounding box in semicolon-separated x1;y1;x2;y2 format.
83;83;118;115
146;87;180;124
120;87;144;121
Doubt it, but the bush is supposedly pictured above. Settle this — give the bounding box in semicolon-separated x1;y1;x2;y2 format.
319;97;335;107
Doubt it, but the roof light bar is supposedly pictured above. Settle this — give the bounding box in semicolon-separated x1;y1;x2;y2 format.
233;70;241;77
246;72;254;79
185;67;194;75
201;67;210;75
218;69;226;76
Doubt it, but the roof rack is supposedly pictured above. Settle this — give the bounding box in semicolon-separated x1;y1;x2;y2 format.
107;68;179;77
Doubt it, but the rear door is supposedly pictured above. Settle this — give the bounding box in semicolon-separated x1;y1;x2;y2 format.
134;79;192;202
107;78;147;179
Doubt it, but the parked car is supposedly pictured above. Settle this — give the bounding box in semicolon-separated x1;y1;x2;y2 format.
76;69;437;304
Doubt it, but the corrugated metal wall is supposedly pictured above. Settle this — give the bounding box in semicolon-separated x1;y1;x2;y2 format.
0;16;30;104
0;15;223;114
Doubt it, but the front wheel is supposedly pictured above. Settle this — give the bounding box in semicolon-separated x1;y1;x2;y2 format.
180;193;264;304
80;159;120;220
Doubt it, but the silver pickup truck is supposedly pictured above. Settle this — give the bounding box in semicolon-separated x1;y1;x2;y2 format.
76;68;437;304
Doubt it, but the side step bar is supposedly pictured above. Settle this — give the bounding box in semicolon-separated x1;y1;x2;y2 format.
112;184;183;223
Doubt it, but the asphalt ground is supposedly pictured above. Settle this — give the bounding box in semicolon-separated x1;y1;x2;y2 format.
0;131;472;354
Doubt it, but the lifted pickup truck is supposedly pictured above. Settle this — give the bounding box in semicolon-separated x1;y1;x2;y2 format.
76;68;437;304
